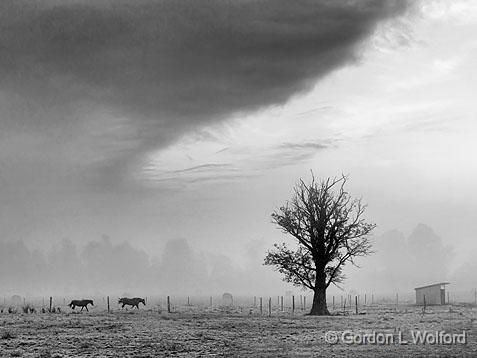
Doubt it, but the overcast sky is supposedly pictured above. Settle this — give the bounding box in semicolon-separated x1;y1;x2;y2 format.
1;0;476;284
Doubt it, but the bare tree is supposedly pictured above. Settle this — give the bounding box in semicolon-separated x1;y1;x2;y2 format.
264;173;375;315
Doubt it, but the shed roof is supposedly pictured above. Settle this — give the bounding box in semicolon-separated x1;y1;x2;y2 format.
414;282;450;290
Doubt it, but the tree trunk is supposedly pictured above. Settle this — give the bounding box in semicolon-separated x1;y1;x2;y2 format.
309;286;330;315
309;268;330;315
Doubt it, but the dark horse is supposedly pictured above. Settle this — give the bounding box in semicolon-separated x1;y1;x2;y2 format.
118;297;146;309
69;299;94;311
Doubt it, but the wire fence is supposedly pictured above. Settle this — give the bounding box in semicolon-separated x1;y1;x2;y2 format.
1;290;476;316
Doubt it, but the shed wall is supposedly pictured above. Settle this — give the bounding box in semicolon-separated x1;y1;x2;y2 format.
415;285;445;305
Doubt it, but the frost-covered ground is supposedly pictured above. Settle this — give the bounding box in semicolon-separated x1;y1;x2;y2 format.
1;304;476;357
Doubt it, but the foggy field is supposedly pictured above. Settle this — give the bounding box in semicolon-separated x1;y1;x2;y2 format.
1;304;477;357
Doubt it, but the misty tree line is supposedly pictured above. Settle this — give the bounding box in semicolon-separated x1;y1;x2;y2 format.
0;236;278;296
0;224;473;298
360;224;476;292
0;237;151;294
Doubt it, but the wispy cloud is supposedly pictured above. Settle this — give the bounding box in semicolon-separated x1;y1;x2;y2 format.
139;137;333;187
279;141;330;151
386;56;461;91
170;163;233;175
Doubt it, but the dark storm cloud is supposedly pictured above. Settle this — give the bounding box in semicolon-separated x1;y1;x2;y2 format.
0;0;410;151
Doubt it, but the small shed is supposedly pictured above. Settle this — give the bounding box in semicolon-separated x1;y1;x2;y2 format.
414;282;449;305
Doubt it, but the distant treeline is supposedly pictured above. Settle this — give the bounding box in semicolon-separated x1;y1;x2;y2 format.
0;224;474;296
0;236;281;296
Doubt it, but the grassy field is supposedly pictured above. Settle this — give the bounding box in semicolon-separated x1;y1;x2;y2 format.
1;304;476;357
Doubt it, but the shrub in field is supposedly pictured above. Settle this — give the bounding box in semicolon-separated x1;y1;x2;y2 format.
1;330;16;339
21;305;33;314
20;305;37;314
38;350;52;358
79;342;90;349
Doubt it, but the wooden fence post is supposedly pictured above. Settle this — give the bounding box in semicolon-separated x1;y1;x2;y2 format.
167;296;171;313
332;296;335;311
260;297;263;315
280;296;283;311
107;296;110;313
268;297;271;316
355;296;358;314
49;297;52;312
292;295;295;315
